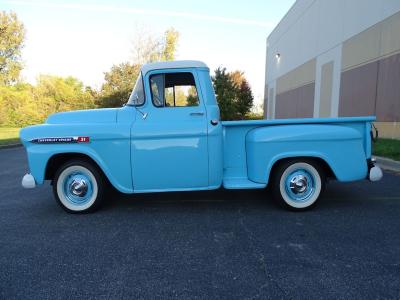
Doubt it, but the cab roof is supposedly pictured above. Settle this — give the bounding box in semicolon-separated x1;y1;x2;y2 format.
140;60;209;75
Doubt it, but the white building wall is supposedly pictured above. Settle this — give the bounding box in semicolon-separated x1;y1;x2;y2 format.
265;0;400;119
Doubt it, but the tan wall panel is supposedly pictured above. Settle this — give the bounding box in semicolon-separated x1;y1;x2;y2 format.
319;61;334;118
277;71;296;95
342;23;381;71
297;59;316;85
380;11;400;57
374;122;400;139
276;59;316;94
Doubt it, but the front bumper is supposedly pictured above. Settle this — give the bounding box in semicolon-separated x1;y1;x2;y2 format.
367;159;383;182
22;173;36;189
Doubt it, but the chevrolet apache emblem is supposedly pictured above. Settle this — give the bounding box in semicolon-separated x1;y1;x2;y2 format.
30;137;90;143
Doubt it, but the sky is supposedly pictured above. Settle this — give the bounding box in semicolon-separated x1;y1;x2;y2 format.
1;0;295;108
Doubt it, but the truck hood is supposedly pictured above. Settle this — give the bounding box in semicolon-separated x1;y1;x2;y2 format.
46;108;119;124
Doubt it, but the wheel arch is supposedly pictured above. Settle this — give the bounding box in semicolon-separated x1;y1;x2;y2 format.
45;152;104;181
267;156;336;186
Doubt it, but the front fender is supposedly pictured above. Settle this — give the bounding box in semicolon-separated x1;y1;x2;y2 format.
246;124;368;184
20;123;133;193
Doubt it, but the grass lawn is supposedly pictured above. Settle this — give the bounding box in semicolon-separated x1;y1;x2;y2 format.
373;138;400;161
0;128;21;146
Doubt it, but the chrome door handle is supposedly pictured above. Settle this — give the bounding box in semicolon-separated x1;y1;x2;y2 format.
190;112;204;116
210;119;219;126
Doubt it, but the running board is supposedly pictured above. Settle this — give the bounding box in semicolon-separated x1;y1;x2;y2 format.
223;177;266;189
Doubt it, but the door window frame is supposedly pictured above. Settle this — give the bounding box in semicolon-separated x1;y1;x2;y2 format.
144;69;204;110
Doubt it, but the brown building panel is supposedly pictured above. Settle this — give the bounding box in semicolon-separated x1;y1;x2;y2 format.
339;61;378;117
275;82;315;119
376;53;400;121
275;88;298;119
297;83;315;118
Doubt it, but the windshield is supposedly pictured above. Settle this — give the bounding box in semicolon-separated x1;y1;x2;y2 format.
127;73;145;106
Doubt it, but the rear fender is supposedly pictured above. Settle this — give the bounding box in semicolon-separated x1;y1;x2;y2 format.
246;124;368;184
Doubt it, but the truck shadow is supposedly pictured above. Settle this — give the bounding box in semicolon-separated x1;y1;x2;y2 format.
101;182;382;213
103;188;277;210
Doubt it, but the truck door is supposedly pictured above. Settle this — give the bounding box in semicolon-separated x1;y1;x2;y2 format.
131;70;209;191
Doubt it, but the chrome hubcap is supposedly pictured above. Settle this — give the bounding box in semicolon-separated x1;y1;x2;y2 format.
59;167;96;208
289;175;308;194
284;169;316;203
69;179;88;197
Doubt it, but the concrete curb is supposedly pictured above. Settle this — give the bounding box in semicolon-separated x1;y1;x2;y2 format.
0;143;22;150
374;156;400;173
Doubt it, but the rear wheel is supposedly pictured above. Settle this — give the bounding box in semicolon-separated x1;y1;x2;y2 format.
53;160;106;213
271;159;326;211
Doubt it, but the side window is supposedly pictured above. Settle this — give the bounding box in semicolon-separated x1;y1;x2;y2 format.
150;74;164;107
127;74;145;106
150;72;199;107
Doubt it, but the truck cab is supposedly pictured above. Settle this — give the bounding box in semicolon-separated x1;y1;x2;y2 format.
127;61;223;191
20;60;382;213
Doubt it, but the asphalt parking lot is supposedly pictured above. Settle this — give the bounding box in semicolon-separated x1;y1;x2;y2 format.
1;147;400;299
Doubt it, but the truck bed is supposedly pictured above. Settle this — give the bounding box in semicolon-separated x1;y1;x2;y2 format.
221;116;375;189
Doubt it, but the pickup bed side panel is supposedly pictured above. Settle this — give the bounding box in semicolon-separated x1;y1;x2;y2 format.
246;124;368;184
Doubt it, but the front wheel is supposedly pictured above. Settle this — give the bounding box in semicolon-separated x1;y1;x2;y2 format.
53;160;106;213
271;159;326;211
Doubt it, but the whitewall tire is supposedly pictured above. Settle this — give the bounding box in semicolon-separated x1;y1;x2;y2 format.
53;160;106;213
271;159;326;211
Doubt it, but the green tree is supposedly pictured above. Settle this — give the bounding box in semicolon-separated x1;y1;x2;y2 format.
98;28;180;108
186;86;199;106
161;28;179;61
34;75;95;118
212;67;237;120
0;11;25;85
98;63;140;108
132;27;180;64
0;83;40;126
0;75;96;127
230;70;244;88
230;70;254;119
236;79;254;120
212;68;254;120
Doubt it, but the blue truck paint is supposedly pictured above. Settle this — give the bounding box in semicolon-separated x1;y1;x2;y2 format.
246;124;367;183
20;109;134;193
20;61;379;200
46;108;119;124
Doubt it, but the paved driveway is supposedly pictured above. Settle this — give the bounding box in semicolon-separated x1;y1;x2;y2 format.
1;147;400;299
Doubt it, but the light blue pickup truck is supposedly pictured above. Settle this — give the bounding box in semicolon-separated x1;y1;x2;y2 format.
20;61;382;213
